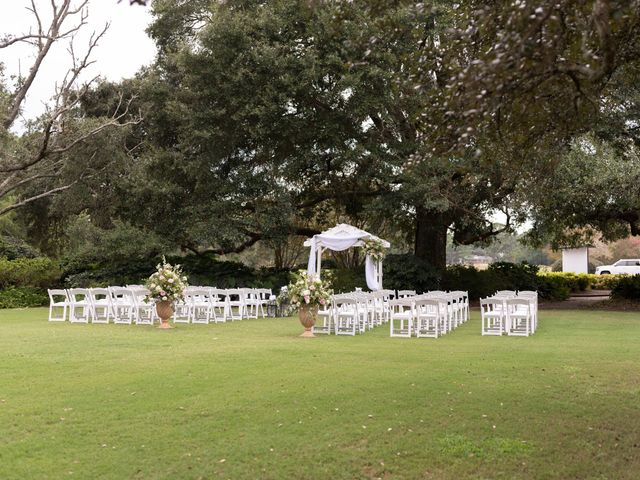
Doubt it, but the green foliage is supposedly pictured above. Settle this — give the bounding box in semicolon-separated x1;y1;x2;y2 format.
539;273;590;292
540;272;624;291
487;262;539;291
535;276;572;301
383;254;441;293
527;135;640;247
164;253;254;288
61;218;170;287
0;235;40;260
611;275;640;300
63;218;168;271
325;268;366;294
0;287;48;308
442;263;541;300
447;231;552;266
589;274;625;290
441;266;501;300
443;264;570;301
0;257;62;289
64;259;158;288
64;249;292;291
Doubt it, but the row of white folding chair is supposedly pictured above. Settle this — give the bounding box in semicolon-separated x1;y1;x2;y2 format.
390;296;448;338
49;286;274;325
48;287;155;325
480;291;538;336
419;291;469;331
334;293;373;335
389;291;469;338
313;291;393;336
173;288;271;323
388;292;462;338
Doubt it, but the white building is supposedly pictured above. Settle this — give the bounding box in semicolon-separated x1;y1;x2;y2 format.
561;247;590;274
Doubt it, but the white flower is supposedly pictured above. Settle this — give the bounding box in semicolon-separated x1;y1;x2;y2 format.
168;278;174;283
162;296;168;301
302;289;310;296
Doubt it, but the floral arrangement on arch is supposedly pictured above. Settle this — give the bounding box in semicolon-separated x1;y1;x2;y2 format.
361;237;387;262
285;270;332;310
144;257;189;303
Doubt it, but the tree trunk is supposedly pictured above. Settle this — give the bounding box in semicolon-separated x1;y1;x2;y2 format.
414;207;451;272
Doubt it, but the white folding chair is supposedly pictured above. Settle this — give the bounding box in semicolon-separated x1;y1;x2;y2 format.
172;298;191;324
448;291;467;329
370;291;388;325
421;292;450;333
389;298;414;337
68;288;93;323
456;290;470;323
227;289;247;320
517;291;538;332
495;290;517;297
89;288;112;324
243;288;260;319
130;287;155;325
354;293;374;332
414;298;444;338
313;296;334;335
210;289;228;323
109;287;135;325
396;290;416;299
335;297;359;336
480;298;505;336
506;298;532;336
257;288;272;318
188;288;212;324
48;289;69;322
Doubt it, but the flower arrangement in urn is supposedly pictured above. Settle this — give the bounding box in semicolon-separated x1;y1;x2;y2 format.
144;257;188;329
361;237;386;261
285;270;332;337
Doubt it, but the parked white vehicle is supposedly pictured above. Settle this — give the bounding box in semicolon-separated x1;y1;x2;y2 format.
595;259;640;275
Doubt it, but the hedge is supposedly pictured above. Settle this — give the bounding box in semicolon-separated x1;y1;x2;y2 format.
0;257;62;289
538;272;623;292
0;251;633;308
611;275;640;300
0;287;48;309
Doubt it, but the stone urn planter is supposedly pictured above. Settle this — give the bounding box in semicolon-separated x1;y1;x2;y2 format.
156;300;174;329
299;305;319;338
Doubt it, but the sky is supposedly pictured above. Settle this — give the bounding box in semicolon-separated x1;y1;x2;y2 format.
0;0;156;127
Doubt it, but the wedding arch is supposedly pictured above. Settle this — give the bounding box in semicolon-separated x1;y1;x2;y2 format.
304;224;391;291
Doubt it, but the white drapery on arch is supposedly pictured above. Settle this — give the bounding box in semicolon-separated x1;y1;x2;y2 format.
304;224;391;291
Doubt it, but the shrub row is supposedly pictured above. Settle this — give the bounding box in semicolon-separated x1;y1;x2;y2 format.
538;272;622;291
63;254;292;290
384;257;632;301
0;257;62;289
0;257;61;309
0;287;49;309
2;251;638;308
611;275;640;300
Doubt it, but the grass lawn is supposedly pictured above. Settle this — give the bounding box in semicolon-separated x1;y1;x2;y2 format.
0;309;639;479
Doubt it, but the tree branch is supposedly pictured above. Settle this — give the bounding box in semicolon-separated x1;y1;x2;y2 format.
0;182;78;216
2;0;91;129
